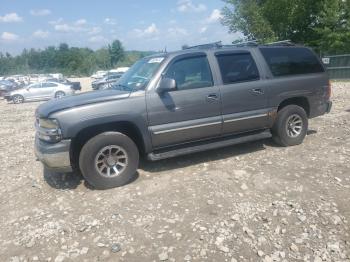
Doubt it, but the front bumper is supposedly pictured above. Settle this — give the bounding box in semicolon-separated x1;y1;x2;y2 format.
35;136;72;172
326;101;332;113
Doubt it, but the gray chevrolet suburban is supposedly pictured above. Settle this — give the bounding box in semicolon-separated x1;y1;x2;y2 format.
35;42;332;189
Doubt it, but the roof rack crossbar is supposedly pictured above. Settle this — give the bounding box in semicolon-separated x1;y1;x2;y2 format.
265;40;295;46
229;40;259;47
185;41;223;50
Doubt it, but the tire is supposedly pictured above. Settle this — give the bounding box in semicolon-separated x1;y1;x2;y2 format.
55;91;66;99
13;94;24;104
79;132;139;189
272;105;308;147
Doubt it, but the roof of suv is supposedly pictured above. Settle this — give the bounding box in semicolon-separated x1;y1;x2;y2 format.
144;41;309;60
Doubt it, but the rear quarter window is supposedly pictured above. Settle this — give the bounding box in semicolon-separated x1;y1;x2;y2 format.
260;47;325;77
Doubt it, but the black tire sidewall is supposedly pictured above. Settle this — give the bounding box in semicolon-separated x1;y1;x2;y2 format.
272;105;308;147
55;91;65;98
79;132;139;189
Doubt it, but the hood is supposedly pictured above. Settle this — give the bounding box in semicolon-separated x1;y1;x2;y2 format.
36;90;131;118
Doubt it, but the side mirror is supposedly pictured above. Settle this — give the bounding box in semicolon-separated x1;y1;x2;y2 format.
157;78;176;93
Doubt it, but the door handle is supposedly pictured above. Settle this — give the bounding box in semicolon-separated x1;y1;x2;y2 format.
251;88;264;95
207;93;219;102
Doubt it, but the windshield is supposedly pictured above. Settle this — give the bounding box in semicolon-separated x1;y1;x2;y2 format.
111;56;165;92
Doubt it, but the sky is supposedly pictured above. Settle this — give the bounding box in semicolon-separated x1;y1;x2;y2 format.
0;0;241;55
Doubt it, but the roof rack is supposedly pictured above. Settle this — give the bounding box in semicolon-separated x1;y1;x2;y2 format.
184;41;223;50
229;40;259;47
264;40;295;46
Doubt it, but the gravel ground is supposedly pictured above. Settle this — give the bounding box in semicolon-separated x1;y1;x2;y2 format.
0;80;349;262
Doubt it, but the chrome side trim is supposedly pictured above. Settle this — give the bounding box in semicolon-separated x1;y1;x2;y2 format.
224;113;268;123
153;121;222;135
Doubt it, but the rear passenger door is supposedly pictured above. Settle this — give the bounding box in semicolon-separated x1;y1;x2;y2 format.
214;51;270;135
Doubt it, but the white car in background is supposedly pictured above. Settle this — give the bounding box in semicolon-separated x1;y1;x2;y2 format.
91;71;107;80
4;81;75;104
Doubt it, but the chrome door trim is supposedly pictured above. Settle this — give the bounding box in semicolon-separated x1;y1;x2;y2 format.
224;113;268;123
153;121;222;135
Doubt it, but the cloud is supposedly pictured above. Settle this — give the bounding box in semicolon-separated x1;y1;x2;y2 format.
168;27;188;36
177;0;207;13
54;22;87;33
0;13;23;23
200;27;207;33
88;35;108;43
33;30;49;39
75;19;87;26
30;9;51;16
133;23;159;38
88;26;102;35
1;32;19;41
49;18;63;25
104;18;117;25
206;9;223;23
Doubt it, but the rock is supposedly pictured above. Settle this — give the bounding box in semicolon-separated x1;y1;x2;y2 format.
207;200;214;205
184;255;191;261
111;243;121;253
80;247;89;255
219;246;230;253
331;215;342;225
263;255;273;262
231;214;240;221
200;249;207;257
314;256;322;262
241;183;248;190
290;243;299;252
159;252;169;261
327;242;340;252
257;250;264;257
54;255;65;262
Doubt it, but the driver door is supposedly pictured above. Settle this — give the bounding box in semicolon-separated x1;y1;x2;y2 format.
26;83;42;100
146;54;222;149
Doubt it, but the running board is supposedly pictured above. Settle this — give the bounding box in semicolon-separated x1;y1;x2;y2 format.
147;130;272;161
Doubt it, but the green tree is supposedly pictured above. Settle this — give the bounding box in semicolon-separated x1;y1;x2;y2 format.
108;40;125;67
221;0;350;53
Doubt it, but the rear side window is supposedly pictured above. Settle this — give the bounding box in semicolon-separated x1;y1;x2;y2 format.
260;47;324;77
216;52;260;84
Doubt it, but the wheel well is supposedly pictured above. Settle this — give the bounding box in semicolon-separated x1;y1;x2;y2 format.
278;97;310;117
70;121;145;169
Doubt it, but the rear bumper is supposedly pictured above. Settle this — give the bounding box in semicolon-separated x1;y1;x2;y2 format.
4;95;12;101
35;136;72;172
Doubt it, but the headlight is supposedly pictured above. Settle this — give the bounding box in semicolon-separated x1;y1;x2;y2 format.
38;118;59;129
36;118;62;143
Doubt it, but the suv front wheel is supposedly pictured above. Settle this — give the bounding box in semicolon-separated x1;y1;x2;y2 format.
79;132;139;189
272;105;308;147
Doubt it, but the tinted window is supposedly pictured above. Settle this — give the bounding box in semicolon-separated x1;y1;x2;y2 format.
30;83;41;88
260;47;324;77
42;83;58;88
165;56;213;90
216;52;260;84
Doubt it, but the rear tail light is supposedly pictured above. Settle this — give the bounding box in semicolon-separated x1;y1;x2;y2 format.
326;80;332;99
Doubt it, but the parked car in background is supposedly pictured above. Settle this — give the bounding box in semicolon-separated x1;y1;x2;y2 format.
46;78;82;91
5;81;75;103
0;80;20;97
91;71;107;80
109;67;129;74
91;72;123;90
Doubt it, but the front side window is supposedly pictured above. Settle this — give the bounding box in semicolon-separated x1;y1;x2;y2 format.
165;56;213;90
30;83;41;89
216;52;260;84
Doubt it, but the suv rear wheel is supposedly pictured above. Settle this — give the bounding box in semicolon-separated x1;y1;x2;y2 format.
272;105;308;147
79;132;139;189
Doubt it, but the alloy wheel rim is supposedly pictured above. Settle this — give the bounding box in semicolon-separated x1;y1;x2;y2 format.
56;92;65;98
286;114;303;138
94;145;128;177
14;96;23;103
